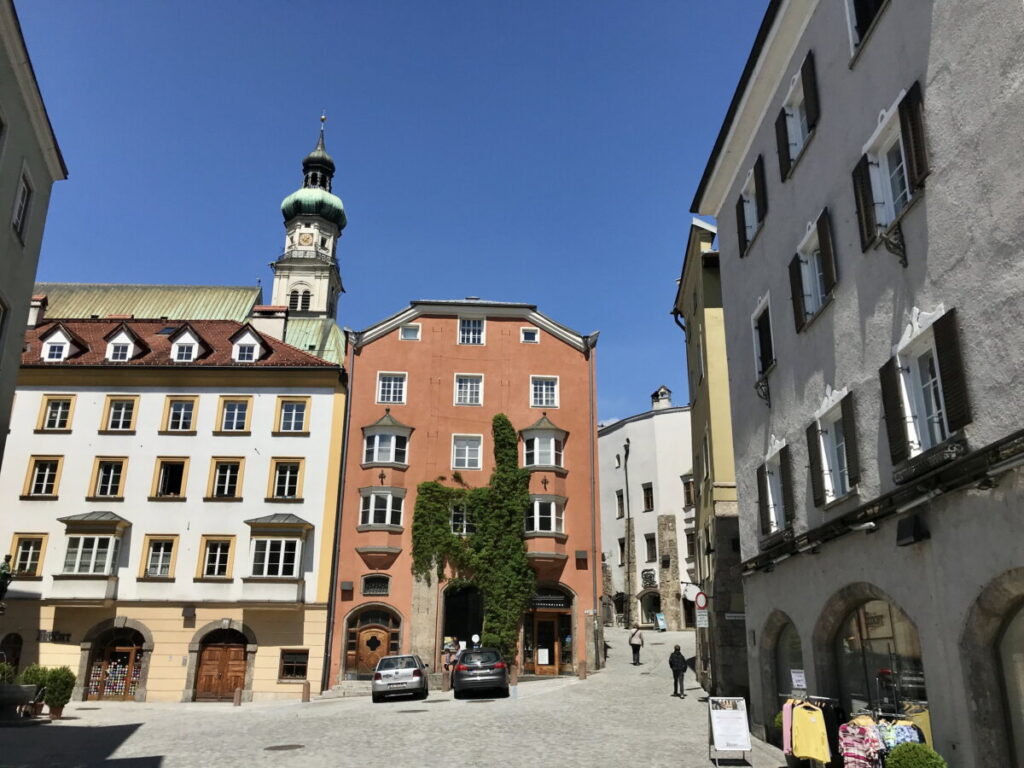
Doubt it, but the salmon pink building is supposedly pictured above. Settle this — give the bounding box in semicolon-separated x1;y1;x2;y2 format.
327;299;602;683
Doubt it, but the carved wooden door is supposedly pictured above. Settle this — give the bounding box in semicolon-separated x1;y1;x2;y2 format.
355;627;389;673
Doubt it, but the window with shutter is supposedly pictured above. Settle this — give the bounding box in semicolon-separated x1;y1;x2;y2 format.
752;300;775;377
736;156;767;254
759;451;787;535
791;208;838;331
776;51;820;183
811;398;855;505
846;0;888;53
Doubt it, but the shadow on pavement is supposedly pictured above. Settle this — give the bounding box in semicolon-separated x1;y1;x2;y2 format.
2;722;162;768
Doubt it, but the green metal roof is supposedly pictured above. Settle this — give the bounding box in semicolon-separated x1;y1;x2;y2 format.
284;318;346;365
35;283;261;322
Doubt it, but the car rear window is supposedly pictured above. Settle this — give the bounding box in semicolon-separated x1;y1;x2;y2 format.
377;657;415;671
462;651;500;664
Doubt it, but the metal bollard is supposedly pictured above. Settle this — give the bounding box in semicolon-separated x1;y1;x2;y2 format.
301;680;311;702
233;687;242;707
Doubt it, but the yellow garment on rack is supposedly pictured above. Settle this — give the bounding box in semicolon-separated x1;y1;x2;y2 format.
791;703;831;763
906;709;933;747
851;715;876;727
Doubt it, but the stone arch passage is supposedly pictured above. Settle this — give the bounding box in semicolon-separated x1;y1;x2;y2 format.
758;609;803;733
74;617;155;702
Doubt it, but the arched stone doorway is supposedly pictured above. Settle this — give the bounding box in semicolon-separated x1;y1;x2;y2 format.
638;589;661;625
757;610;804;745
0;633;23;672
181;619;257;703
85;628;147;701
344;606;401;679
442;585;483;649
523;585;574;675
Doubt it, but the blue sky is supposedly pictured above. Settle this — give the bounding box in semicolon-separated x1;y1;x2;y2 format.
18;0;763;422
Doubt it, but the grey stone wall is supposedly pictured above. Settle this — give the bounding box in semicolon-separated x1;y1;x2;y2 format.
656;514;682;630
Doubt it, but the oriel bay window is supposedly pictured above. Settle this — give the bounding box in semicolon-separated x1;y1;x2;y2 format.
362;410;413;466
251;539;300;578
789;209;838;331
63;536;119;574
807;393;861;506
756;446;793;538
268;458;304;501
359;488;405;527
524;496;565;534
521;414;567;470
880;308;970;467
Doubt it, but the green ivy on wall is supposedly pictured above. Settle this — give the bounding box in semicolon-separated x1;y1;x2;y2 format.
411;413;535;659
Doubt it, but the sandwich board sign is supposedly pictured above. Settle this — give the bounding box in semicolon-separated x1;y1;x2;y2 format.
708;697;752;766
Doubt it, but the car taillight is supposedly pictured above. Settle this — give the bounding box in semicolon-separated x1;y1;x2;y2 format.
455;663;469;671
373;672;382;681
493;661;506;669
412;669;422;678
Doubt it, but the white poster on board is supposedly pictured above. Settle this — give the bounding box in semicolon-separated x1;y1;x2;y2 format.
709;697;752;753
536;648;550;665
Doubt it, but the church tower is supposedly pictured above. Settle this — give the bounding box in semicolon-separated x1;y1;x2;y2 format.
271;118;346;318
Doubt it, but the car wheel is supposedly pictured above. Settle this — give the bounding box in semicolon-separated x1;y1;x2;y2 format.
418;688;429;700
371;692;382;704
453;688;463;700
499;686;510;698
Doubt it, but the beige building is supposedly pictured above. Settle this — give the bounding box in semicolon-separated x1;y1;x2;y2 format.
0;0;66;471
673;219;746;696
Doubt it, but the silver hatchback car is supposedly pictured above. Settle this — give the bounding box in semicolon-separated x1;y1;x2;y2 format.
371;654;429;703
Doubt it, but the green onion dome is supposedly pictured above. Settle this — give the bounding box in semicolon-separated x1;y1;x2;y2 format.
280;187;347;230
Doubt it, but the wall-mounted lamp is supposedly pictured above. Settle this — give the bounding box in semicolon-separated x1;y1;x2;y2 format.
848;521;877;533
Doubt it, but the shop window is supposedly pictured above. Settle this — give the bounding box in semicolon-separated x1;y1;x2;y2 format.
834;599;927;715
774;622;805;697
279;650;309;681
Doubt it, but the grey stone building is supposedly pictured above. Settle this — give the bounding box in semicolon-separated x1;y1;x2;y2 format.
691;1;1024;765
0;0;66;471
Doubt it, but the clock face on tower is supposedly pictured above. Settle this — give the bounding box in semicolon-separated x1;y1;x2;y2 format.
298;232;314;246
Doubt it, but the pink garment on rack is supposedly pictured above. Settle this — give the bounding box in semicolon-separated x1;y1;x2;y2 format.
782;700;794;755
839;723;882;768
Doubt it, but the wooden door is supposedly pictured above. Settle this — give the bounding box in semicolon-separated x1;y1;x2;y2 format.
534;617;558;675
195;644;246;701
355;627;389;673
88;646;139;701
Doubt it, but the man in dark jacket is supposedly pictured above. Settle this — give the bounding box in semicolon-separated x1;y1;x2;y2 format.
668;645;687;697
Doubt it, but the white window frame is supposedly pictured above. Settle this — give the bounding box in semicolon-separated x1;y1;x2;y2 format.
862;91;911;229
167;399;194;431
359;491;404;527
221;400;248;431
453;373;484;406
272;461;301;499
250;537;300;578
520;327;539;344
764;450;786;534
107;342;131;362
63;535;119;575
44;398;71;430
279;401;307;432
30;459;59;495
174;343;195;362
896;332;950;456
107;400;135;430
146;539;174;577
399;324;421;341
740;168;762;243
524;498;564;534
644;533;657;562
524;434;563;468
213;461;241;498
377;372;407;405
781;71;811;163
203;539;231;577
452;434;483;471
11;171;31;239
844;0;888;56
750;294;775;378
15;537;43;575
235;343;257;362
796;223;829;317
44;340;68;362
94;460;124;497
363;432;408;465
530;375;559;408
458;317;485;346
450;503;475;536
816;405;851;501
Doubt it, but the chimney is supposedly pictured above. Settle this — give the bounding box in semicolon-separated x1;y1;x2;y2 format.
27;294;48;328
250;305;288;341
651;386;672;410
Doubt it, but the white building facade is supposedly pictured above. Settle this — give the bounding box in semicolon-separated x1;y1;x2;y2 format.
599;387;695;631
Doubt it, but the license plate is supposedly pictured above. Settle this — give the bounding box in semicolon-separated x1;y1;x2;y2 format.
388;683;405;688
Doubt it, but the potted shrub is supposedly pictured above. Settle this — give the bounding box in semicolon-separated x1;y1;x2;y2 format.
17;664;47;716
885;743;948;768
43;666;76;719
0;661;33;721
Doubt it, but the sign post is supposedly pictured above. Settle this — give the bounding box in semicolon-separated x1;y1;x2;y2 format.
694;591;709;628
708;697;752;766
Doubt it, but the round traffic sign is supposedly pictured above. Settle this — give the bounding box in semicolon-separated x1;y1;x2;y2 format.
694;591;708;610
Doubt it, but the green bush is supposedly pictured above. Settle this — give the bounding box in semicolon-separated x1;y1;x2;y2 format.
16;663;47;689
885;742;948;768
42;666;76;708
774;710;784;730
0;661;15;684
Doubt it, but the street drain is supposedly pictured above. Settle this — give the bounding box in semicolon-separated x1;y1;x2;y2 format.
396;709;427;713
264;745;305;751
651;642;666;646
75;707;100;711
468;700;495;703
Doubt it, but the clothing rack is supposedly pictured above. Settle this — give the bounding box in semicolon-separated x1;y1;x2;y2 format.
778;692;839;703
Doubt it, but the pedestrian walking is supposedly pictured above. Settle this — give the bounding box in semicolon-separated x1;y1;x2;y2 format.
628;624;643;665
669;644;687;697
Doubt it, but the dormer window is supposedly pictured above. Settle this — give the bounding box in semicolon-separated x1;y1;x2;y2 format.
175;344;195;362
230;328;266;363
236;344;256;362
109;343;129;361
46;343;67;361
103;327;142;363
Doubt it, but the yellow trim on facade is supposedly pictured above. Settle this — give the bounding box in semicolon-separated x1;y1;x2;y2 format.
19;367;343;390
266;457;306;501
137;533;181;579
99;394;141;432
195;534;237;579
159;394;200;434
214;395;254;434
9;532;49;577
316;389;347;603
87;456;129;499
273;395;311;435
149;457;191;499
21;455;64;497
205;457;246;500
35;393;77;432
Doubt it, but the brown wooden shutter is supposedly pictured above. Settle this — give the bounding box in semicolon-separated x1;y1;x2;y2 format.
736;195;748;256
899;81;929;189
880;357;910;464
801;51;820;130
789;254;807;332
841;393;861;486
754;154;768;221
780;445;794;528
756;464;770;535
816;207;838;294
806;422;825;507
852;154;876;251
775;108;792;181
933;308;972;432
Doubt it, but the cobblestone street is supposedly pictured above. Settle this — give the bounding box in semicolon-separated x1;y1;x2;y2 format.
3;628;784;768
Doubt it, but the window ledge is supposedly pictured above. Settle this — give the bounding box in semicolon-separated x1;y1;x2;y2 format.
148;496;187;502
85;496;124;502
212;430;251;437
98;430;135;436
641;507;654;514
203;496;243;503
524;531;568;543
12;575;43;581
242;577;302;584
758;526;794;551
194;577;233;583
823;488;859;511
848;0;892;70
272;431;310;438
360;462;408;471
264;497;304;504
870;189;925;251
136;576;175;583
53;573;116;581
526;464;567;476
276;679;310;685
741;221;765;258
530;404;560;410
894;433;968;485
356;524;404;534
19;495;58;501
784;128;817;182
800;293;835;333
33;429;71;435
158;430;197;436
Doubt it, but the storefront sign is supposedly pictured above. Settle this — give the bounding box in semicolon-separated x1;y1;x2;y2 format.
536;648;550;665
37;630;71;643
790;669;807;690
530;594;569;610
696;608;709;628
709;697;752;753
725;612;746;621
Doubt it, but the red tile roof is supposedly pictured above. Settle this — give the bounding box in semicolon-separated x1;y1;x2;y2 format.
23;319;338;369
